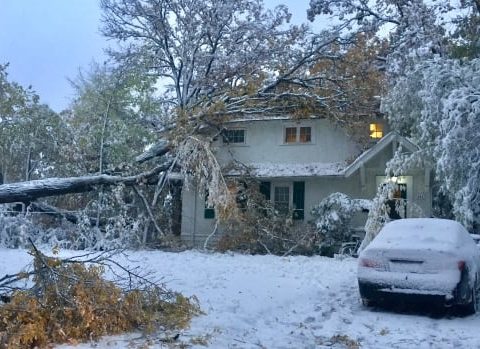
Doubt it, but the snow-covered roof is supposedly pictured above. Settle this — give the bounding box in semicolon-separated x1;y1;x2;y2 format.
227;161;346;178
343;132;419;177
225;114;324;123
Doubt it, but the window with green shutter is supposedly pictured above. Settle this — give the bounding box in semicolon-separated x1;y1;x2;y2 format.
259;181;271;200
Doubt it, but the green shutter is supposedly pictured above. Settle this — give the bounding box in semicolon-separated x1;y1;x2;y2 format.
204;208;215;219
293;181;305;220
204;191;215;219
259;181;271;200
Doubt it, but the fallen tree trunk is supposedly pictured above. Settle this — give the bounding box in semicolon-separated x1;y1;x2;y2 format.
28;202;105;226
135;140;170;163
0;161;173;204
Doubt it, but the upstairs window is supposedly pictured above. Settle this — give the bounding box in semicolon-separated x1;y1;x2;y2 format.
223;129;246;144
284;126;312;144
370;123;383;139
285;127;297;143
299;127;311;143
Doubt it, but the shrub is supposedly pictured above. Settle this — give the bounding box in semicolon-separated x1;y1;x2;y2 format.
217;180;320;255
311;192;371;255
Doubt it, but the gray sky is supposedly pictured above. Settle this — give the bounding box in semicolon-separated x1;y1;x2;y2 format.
0;0;316;112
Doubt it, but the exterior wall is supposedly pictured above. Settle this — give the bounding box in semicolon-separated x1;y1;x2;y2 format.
181;184;217;247
181;167;431;248
213;118;361;167
180;118;432;248
361;144;432;218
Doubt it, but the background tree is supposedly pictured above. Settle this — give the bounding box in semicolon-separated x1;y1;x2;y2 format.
0;64;70;183
309;0;480;237
68;62;157;175
65;62;174;245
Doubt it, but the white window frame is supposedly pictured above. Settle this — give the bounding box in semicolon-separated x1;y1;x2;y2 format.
282;124;314;145
222;128;247;145
272;183;293;214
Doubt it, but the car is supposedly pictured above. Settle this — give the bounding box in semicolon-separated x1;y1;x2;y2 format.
357;218;480;314
470;233;480;248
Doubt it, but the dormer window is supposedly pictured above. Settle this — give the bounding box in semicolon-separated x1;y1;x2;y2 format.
370;123;383;139
223;129;246;144
284;126;312;144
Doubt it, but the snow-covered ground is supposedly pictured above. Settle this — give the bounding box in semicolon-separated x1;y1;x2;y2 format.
2;249;480;348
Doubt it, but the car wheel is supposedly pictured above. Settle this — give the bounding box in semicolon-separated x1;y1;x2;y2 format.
462;280;479;315
361;298;375;307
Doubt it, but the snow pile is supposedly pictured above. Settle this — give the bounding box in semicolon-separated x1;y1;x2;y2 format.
0;249;479;348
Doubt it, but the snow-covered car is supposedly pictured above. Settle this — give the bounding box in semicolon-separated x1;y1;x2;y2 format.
470;234;480;248
358;218;480;314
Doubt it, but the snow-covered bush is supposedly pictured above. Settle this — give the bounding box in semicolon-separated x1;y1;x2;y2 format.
311;193;371;255
358;184;393;252
0;210;39;248
0;202;149;250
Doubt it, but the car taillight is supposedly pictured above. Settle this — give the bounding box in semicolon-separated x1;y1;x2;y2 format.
359;258;382;269
458;260;466;271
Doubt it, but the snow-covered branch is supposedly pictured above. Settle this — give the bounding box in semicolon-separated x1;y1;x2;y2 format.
0;161;172;204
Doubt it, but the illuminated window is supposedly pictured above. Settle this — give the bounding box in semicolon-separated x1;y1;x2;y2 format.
299;127;311;143
285;127;297;143
284;126;312;143
370;123;383;139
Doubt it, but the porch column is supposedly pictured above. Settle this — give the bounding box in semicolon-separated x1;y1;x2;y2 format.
360;164;366;192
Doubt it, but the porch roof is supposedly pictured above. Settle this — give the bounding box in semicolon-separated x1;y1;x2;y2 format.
226;161;346;178
343;132;418;177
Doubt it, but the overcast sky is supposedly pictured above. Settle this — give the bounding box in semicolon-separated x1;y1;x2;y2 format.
0;1;318;112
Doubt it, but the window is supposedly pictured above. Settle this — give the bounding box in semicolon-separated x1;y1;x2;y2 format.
284;126;312;144
370;123;383;139
284;127;297;143
274;186;290;214
223;129;245;144
299;127;311;143
387;183;407;219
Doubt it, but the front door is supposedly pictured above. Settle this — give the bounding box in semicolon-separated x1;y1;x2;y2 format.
387;183;407;219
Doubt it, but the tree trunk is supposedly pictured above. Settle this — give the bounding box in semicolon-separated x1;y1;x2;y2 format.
171;182;183;236
0;162;172;204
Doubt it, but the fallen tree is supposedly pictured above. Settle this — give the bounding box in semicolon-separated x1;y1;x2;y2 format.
0;240;200;348
0;160;172;204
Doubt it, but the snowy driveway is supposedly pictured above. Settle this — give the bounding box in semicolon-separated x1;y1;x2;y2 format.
2;249;480;348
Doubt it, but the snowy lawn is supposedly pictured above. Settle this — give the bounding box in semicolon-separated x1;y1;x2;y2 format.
1;249;480;348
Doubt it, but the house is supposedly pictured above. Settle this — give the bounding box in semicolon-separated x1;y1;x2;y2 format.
180;117;432;247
